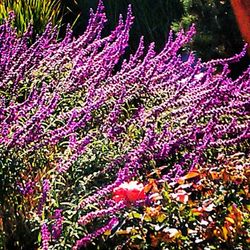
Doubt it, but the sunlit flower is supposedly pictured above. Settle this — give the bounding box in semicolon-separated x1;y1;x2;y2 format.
112;181;146;203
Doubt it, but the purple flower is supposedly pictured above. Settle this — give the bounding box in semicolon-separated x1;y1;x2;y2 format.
1;1;250;249
41;222;50;250
73;217;119;249
78;201;125;225
52;209;63;240
17;180;35;196
37;179;50;216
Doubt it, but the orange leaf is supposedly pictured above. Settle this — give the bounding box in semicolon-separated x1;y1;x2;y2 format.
191;208;203;216
213;228;222;239
210;171;221;180
144;179;158;193
116;229;130;235
150;234;159;247
163;228;182;238
225;217;235;224
104;230;111;236
222;226;228;241
171;192;189;204
177;177;185;185
184;171;200;180
144;183;153;193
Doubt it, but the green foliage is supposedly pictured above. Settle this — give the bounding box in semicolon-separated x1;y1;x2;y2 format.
0;0;62;35
172;0;243;60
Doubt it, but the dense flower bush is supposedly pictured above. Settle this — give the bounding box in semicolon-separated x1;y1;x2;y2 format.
0;1;249;249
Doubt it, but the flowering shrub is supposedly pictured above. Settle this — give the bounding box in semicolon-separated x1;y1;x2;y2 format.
0;0;249;249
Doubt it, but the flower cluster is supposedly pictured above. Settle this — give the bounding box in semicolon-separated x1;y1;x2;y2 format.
112;181;146;203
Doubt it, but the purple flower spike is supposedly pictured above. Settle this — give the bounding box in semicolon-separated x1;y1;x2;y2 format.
73;217;119;249
41;222;50;250
52;209;63;240
37;179;50;216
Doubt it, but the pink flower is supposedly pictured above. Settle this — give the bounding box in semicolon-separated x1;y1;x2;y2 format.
112;181;146;203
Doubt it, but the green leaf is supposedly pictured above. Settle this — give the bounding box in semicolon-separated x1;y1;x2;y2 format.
129;211;142;219
157;213;167;223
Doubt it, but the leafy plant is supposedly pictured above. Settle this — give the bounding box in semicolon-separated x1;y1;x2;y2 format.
0;0;62;35
118;152;250;249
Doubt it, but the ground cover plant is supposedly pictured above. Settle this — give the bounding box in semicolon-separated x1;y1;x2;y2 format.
0;1;249;249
